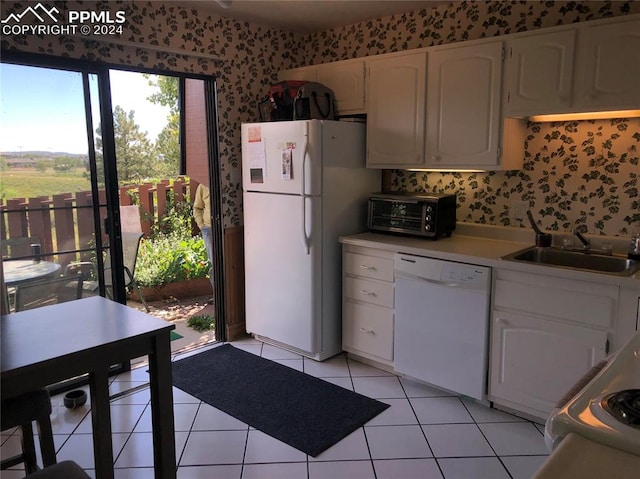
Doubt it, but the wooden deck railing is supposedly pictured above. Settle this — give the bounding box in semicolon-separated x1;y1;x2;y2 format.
0;177;198;269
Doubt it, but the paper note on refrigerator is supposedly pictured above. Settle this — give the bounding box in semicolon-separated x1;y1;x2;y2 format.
281;149;293;180
246;138;266;183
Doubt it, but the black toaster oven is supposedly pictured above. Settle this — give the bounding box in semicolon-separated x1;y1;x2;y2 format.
367;192;456;239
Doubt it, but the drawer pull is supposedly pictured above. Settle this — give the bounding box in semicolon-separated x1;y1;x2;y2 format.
360;289;376;296
359;327;375;334
360;264;377;271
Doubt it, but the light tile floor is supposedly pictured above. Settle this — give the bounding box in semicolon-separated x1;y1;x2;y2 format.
1;337;549;478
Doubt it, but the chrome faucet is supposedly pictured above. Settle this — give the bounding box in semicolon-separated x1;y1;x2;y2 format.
564;229;613;255
573;229;590;250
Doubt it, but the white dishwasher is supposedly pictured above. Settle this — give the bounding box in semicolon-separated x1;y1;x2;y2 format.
394;253;491;400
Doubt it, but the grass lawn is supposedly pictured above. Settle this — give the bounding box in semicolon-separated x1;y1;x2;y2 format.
0;168;92;200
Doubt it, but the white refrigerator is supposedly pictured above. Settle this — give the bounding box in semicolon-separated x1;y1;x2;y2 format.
241;120;380;360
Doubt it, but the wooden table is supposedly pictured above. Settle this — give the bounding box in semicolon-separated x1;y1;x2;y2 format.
1;296;176;479
3;260;61;286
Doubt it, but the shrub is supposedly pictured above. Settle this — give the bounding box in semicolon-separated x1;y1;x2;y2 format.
135;232;209;287
187;314;215;332
134;194;210;287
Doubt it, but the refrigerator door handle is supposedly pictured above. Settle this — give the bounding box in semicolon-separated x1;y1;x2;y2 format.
302;195;312;255
301;121;309;196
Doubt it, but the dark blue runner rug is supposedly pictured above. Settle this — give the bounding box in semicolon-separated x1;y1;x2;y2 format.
171;343;389;456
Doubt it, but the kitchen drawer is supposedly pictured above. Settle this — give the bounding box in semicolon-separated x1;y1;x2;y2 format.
343;301;394;361
344;276;394;308
493;270;618;329
344;252;394;282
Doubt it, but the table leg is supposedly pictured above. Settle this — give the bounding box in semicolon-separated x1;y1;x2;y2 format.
89;369;114;479
148;331;176;479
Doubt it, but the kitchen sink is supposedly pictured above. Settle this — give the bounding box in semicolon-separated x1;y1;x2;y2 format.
501;246;640;276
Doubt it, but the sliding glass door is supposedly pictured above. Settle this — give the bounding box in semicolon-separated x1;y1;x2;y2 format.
0;63;117;310
1;52;225;348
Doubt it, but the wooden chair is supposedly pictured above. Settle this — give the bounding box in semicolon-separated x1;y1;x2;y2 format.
1;389;57;474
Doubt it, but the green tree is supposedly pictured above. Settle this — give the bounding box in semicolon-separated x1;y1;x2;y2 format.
91;106;157;185
53;156;77;172
35;159;48;172
145;74;180;176
112;106;157;183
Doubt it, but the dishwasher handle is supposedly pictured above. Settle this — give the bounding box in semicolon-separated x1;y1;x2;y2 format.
395;270;461;288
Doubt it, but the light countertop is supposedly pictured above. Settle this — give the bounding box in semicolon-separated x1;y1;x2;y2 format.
340;231;527;262
340;226;640;287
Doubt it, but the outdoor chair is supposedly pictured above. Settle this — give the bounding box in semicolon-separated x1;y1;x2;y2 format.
116;232;149;311
14;273;84;312
1;389;57;474
65;232;149;311
1;237;41;261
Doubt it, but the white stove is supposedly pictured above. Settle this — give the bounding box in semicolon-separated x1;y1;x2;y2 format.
545;332;640;456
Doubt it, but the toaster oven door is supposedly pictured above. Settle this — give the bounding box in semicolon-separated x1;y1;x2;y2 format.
368;199;428;235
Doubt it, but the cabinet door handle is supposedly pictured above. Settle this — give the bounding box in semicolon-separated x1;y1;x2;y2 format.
360;264;377;271
359;327;375;334
360;289;376;296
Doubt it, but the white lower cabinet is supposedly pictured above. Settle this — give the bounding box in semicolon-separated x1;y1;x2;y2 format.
342;244;395;365
343;301;394;362
488;269;617;421
489;310;607;419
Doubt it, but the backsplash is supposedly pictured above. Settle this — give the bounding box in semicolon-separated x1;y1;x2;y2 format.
1;1;638;234
392;118;640;236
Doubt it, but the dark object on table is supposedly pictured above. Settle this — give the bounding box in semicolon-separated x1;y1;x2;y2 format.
63;390;87;409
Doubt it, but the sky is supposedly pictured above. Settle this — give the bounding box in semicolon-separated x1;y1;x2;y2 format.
0;65;170;155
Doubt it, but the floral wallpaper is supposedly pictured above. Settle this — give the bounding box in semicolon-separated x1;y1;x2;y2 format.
393;119;640;235
1;0;638;235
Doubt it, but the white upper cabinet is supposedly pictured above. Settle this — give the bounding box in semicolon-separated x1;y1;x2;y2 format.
504;16;640;117
278;15;637;170
574;18;640;111
505;30;576;116
317;61;366;114
426;41;523;170
277;65;318;82
365;52;427;168
278;60;366;115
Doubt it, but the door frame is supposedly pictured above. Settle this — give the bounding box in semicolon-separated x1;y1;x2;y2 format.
1;50;226;339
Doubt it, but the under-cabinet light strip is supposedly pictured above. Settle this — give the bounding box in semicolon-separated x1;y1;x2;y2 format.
69;34;223;62
529;109;640;122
